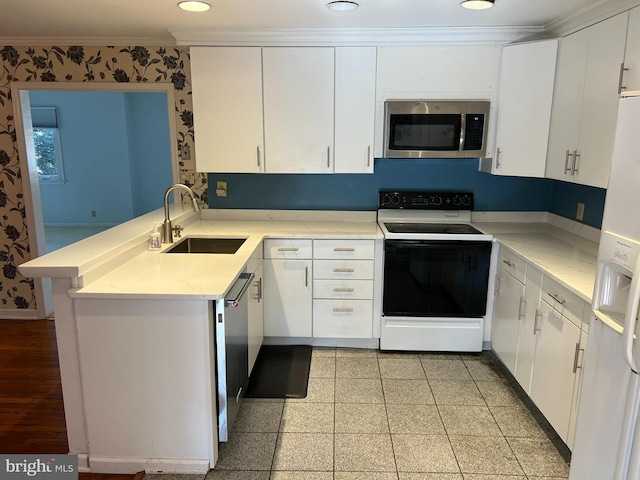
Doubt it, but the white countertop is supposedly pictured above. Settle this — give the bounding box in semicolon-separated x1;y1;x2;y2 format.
476;221;598;302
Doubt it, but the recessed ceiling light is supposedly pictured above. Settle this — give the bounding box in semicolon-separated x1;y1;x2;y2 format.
178;1;211;12
460;0;495;10
326;1;359;11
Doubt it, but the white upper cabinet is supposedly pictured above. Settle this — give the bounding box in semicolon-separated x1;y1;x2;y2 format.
492;39;558;177
334;47;376;174
191;47;264;173
263;47;335;173
546;12;629;188
624;6;640;92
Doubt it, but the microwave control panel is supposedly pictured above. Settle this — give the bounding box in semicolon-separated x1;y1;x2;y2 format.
379;191;474;210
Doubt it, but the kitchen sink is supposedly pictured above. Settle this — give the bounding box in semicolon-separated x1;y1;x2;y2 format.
164;237;246;254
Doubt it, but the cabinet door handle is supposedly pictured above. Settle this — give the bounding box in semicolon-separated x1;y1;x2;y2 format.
334;248;355;252
367;145;371;168
533;309;543;335
333;307;354;313
256;146;261;168
618;62;629;95
327;146;331;168
333;287;355;292
518;297;527;320
547;292;566;305
305;266;308;287
564;150;574;174
334;268;355;273
572;150;580;174
502;259;515;268
573;342;585;373
255;278;262;302
278;247;299;252
496;147;502;169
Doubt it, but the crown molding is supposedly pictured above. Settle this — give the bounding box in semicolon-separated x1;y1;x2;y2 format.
545;0;640;36
171;26;546;47
0;36;177;46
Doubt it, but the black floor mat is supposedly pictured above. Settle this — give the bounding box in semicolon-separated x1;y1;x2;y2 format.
245;345;312;399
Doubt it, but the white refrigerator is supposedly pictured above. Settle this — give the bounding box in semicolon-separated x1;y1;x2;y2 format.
569;92;640;480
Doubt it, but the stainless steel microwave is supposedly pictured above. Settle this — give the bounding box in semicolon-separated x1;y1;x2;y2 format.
383;100;490;158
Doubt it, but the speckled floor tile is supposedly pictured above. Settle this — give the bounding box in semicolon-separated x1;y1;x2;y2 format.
272;433;334;471
439;405;502;436
280;402;334;432
420;358;472;381
475;381;522;407
287;377;334;403
336;357;381;378
506;437;570;478
206;471;270;480
269;472;333;480
215;432;278;471
309;356;336;378
386;403;445;434
335;403;389;433
336;348;378;358
379;358;427;379
336;378;384;403
145;475;205;480
392;434;459;473
463;359;503;381
429;380;485;406
233;401;284;433
378;352;420;360
312;347;337;358
399;474;463;480
449;435;523;475
335;473;399;480
335;433;396;472
461;475;526;480
489;406;546;438
382;379;434;404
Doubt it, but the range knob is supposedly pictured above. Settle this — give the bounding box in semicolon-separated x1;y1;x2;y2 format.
461;195;472;206
429;195;442;206
381;193;391;206
452;195;462;206
391;195;400;205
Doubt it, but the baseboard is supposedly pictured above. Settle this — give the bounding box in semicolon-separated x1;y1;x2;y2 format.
88;456;210;474
0;309;45;319
263;336;380;349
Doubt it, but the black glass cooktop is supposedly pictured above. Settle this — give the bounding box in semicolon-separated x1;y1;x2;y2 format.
384;222;483;235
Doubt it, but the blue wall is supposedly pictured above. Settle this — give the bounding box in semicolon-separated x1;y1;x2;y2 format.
208;157;607;229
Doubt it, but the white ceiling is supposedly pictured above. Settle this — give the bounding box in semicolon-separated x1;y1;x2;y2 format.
0;0;636;44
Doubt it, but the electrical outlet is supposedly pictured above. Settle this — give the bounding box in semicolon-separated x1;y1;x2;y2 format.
216;181;228;197
576;202;585;221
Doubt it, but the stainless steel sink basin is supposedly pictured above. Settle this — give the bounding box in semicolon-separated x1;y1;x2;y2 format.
164;237;246;254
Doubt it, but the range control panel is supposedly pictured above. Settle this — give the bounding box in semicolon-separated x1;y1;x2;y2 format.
379;191;474;210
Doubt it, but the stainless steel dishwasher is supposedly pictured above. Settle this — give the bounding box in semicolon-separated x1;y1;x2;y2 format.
215;271;254;442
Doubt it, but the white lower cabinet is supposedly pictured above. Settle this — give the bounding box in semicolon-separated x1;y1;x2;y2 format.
263;239;313;337
514;265;543;393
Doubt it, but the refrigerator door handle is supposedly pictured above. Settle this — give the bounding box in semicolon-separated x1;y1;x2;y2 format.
623;255;640;373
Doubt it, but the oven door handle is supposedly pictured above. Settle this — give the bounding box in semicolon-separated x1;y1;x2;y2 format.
385;240;490;249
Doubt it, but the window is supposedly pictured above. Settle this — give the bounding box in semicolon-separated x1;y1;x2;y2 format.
31;107;65;184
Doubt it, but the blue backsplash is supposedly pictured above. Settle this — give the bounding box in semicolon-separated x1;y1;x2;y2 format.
208;158;606;229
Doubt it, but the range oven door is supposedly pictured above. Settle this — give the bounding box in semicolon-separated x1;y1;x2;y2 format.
383;240;492;317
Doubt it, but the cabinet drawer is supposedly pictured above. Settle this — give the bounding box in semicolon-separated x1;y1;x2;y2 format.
264;239;313;259
313;300;373;338
313;259;374;280
498;247;527;284
313;279;374;300
314;239;375;260
541;275;585;329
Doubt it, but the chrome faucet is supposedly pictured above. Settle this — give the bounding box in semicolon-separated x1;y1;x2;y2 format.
162;184;200;243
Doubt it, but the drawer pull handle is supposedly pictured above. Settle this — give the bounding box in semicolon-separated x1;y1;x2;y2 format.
573;342;585;373
278;247;299;252
518;297;527;320
502;259;515;268
533;309;543;335
547;292;566;305
333;307;354;313
334;248;356;252
334;268;355;273
333;288;355;292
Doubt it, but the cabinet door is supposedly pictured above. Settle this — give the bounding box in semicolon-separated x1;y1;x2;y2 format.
546;29;589;182
575;12;629;188
624;6;640;92
191;47;264;173
263;47;334;173
567;329;587;451
494;40;557;177
248;262;264;375
492;270;525;375
514;266;543;394
263;259;312;337
530;300;581;444
334;47;376;173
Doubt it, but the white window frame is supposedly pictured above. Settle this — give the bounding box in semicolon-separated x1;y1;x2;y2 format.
34;127;66;184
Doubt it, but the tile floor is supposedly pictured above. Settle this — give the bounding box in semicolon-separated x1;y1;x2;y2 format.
154;348;572;480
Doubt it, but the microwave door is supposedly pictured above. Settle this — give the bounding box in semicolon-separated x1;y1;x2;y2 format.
387;114;462;158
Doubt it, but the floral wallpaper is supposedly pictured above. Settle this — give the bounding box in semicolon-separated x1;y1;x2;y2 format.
0;45;206;311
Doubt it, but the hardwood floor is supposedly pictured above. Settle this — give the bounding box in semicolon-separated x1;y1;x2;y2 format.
0;318;136;480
